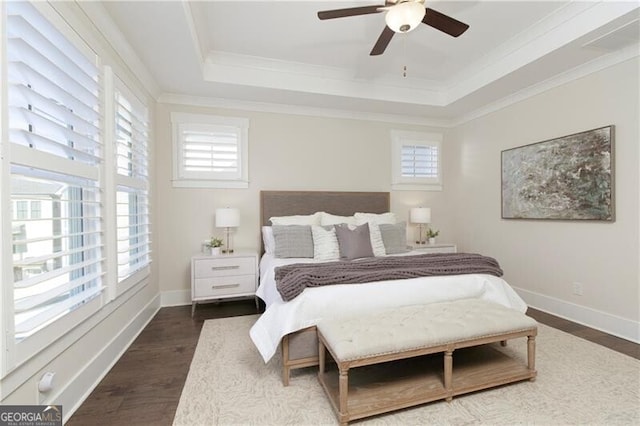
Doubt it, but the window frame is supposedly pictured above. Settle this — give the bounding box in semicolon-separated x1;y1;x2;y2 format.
391;130;443;191
171;112;249;189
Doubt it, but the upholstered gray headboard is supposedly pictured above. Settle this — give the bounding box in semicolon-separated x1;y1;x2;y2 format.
260;191;390;227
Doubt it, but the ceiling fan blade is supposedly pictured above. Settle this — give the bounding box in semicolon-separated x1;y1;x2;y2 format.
370;26;394;56
422;8;469;37
318;5;383;20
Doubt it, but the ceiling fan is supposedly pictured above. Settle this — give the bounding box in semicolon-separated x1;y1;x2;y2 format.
317;0;469;56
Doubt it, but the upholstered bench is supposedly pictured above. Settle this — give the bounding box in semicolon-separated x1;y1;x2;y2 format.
317;298;538;425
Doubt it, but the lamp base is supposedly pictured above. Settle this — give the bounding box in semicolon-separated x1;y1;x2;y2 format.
223;227;234;255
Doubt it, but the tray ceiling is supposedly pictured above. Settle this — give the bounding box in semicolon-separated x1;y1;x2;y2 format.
101;1;640;122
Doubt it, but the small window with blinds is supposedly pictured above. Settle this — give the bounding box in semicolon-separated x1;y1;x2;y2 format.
171;113;249;188
391;130;443;191
6;0;103;344
114;80;150;289
401;144;439;179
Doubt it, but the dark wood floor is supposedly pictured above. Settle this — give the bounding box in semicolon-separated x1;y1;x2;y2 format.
67;300;639;425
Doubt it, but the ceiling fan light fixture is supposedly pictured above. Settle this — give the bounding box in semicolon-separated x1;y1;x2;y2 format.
385;2;425;33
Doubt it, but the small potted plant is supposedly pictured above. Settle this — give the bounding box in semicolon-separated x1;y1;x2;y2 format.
205;237;224;255
426;228;439;245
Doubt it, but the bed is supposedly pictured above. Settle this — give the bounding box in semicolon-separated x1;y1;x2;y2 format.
249;190;528;385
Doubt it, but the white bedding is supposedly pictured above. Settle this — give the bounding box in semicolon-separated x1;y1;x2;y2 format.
249;252;528;363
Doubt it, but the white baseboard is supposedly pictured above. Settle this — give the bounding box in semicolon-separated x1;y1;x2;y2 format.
62;293;161;422
515;287;640;344
161;289;191;307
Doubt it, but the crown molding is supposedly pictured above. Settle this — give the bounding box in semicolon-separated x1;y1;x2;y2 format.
442;1;587;96
195;2;637;112
76;1;161;99
135;1;637;128
202;51;444;107
181;0;205;65
157;93;453;128
159;39;638;130
453;42;640;127
445;1;638;104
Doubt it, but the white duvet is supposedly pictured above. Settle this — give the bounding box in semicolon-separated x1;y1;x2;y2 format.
249;252;527;363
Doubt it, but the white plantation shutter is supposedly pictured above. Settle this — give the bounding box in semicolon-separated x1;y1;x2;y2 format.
116;188;150;284
116;92;148;179
401;144;439;179
7;1;103;340
172;113;249;188
391;130;442;191
7;6;100;164
180;123;240;179
114;81;151;287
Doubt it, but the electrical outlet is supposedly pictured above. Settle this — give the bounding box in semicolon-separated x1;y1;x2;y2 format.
572;282;583;296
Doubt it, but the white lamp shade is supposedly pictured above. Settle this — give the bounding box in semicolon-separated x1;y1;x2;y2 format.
215;208;240;228
385;2;425;33
410;207;431;224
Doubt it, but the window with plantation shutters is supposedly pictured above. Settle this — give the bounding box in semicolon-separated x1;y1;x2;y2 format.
391;130;443;191
6;1;103;342
114;80;151;289
171;112;249;188
401;144;439;179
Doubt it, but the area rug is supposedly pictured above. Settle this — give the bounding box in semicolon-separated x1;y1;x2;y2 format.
173;315;639;425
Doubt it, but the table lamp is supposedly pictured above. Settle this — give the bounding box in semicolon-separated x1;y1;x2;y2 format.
410;207;431;245
215;207;240;254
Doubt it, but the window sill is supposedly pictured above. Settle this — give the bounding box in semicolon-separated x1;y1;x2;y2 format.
392;183;443;191
172;179;249;189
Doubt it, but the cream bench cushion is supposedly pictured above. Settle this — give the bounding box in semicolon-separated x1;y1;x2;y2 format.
317;298;537;361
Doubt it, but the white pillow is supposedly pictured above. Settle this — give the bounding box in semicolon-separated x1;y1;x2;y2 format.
320;212;356;226
354;213;393;256
311;225;340;261
365;221;386;257
269;212;321;226
354;212;397;225
261;226;276;254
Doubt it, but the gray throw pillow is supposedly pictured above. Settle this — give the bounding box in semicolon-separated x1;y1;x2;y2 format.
272;225;314;258
379;222;410;254
334;223;374;260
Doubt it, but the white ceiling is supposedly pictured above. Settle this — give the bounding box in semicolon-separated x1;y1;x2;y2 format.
100;1;640;123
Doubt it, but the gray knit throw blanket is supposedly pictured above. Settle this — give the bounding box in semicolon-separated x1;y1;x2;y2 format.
275;253;503;302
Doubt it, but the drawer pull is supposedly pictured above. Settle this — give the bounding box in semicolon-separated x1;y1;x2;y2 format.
211;265;240;271
212;283;240;289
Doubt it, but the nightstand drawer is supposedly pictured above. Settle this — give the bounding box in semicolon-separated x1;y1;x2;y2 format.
413;244;457;254
194;257;256;278
193;275;256;299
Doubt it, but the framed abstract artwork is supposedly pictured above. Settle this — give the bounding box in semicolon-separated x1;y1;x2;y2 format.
501;125;614;221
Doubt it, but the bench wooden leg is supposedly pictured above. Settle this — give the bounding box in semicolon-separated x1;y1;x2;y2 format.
444;349;453;402
318;338;326;375
500;340;507;347
338;367;349;425
527;335;537;381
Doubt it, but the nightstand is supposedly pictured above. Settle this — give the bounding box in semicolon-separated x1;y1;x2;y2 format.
191;250;259;316
412;243;457;254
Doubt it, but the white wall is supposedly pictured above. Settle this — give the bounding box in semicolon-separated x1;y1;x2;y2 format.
446;58;639;341
155;103;451;303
